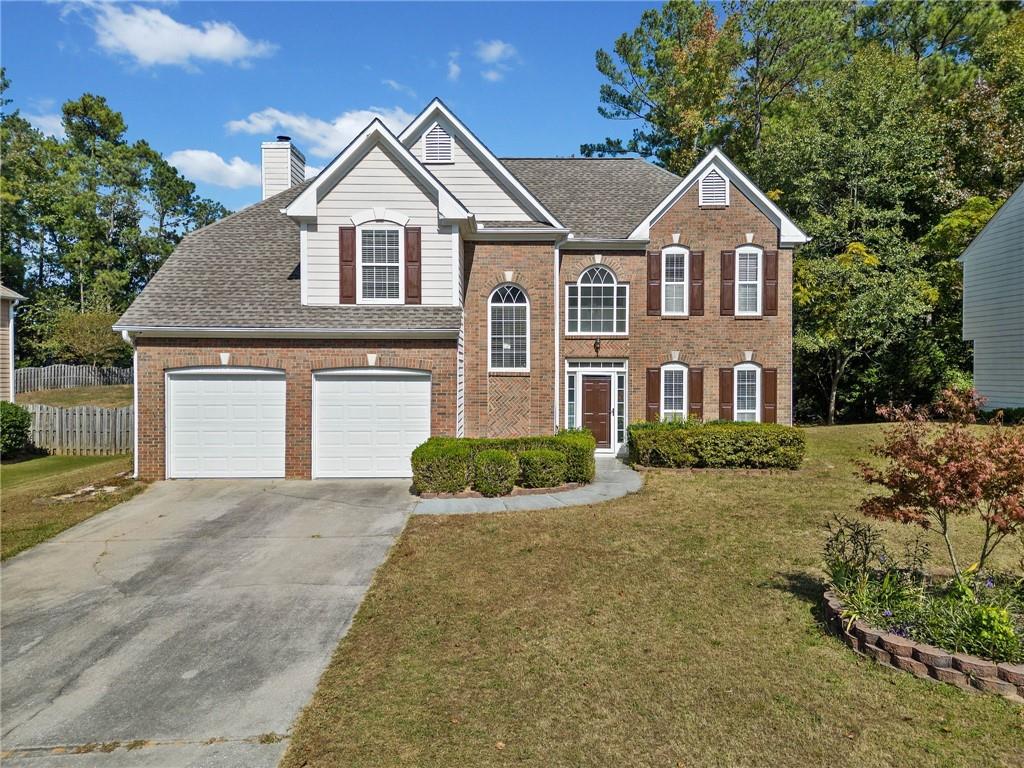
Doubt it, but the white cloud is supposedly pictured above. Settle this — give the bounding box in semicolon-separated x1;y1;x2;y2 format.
89;4;276;69
26;113;66;139
481;69;504;83
226;106;415;159
304;165;322;180
475;39;517;65
166;149;261;189
447;51;461;81
382;79;417;99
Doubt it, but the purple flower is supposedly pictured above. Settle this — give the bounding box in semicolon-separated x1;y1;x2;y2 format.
882;610;893;618
985;578;995;588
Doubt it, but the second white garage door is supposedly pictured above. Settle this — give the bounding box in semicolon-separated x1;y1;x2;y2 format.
313;370;431;478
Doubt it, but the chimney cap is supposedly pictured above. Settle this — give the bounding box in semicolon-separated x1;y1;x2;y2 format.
276;135;291;142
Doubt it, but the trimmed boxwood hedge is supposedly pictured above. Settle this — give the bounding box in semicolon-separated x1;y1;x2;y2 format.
628;419;805;469
411;429;596;495
519;448;567;489
473;449;519;496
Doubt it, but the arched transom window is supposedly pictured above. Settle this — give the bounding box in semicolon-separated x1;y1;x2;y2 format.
566;265;628;335
489;284;529;371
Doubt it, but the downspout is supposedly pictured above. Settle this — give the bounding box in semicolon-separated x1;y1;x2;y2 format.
122;329;138;479
553;238;569;432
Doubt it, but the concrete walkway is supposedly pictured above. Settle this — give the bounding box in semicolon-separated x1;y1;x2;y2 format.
413;457;642;514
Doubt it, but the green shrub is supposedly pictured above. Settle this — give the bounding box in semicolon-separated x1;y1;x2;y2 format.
411;431;596;494
1;401;32;459
411;437;470;494
628;420;805;469
473;449;519;497
519;448;567;488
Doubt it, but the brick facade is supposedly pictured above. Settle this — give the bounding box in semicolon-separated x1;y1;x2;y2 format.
135;337;457;480
462;242;558;438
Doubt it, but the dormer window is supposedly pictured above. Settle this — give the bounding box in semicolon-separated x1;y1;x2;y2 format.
423;124;453;163
357;223;403;303
699;167;729;207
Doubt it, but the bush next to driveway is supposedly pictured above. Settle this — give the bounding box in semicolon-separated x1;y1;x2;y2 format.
412;430;596;494
628;420;806;469
1;401;32;458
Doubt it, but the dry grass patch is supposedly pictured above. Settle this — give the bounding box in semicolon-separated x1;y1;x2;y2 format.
283;425;1024;768
16;385;133;408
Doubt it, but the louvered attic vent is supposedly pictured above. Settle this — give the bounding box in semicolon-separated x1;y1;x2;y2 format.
424;124;453;163
699;168;729;207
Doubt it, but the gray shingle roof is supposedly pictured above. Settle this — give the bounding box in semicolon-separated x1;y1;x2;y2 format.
500;157;682;239
116;182;462;332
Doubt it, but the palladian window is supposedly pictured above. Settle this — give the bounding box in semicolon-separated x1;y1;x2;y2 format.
566;265;628;335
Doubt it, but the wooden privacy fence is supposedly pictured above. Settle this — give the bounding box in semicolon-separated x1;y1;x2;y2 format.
25;405;133;456
15;364;133;393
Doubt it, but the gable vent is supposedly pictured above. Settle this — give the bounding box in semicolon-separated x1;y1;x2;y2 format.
699;168;729;207
424;124;453;163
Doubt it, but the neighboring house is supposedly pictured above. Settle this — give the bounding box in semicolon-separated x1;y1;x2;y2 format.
960;182;1024;410
115;99;808;480
1;284;25;402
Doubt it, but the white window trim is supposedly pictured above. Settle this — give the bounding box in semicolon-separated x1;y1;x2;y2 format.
422;121;455;164
565;266;629;337
698;166;730;207
735;246;763;317
661;246;689;317
487;284;530;373
660;362;688;421
734;363;761;423
356;222;404;305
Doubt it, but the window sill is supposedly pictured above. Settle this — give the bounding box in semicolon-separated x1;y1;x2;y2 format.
659;313;690;320
488;369;531;377
733;314;763;320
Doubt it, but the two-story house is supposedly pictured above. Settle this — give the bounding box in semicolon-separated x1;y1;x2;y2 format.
115;99;808;480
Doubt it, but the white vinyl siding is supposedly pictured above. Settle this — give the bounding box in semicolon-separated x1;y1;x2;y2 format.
962;184;1024;408
306;144;453;305
411;125;532;221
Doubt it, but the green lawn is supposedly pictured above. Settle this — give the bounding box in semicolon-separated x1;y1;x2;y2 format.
16;385;133;408
1;453;143;559
283;424;1024;768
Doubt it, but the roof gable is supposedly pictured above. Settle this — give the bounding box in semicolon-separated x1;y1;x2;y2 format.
628;148;809;247
286;119;469;221
400;99;564;228
959;182;1023;263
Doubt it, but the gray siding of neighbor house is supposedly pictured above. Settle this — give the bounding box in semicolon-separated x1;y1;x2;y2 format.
961;184;1024;409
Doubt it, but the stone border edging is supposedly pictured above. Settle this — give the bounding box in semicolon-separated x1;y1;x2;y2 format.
822;590;1024;704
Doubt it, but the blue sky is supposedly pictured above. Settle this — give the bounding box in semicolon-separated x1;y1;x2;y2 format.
2;1;661;210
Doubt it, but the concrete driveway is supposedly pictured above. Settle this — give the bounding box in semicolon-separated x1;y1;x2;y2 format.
1;478;416;767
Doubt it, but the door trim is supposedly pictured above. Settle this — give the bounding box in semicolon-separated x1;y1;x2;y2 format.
564;360;628;455
311;368;432;479
581;375;613;449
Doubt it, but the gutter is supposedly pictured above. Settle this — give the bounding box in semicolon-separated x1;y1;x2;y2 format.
114;325;461;340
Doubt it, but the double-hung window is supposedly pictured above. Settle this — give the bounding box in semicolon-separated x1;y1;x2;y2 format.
489;284;529;371
358;225;403;303
734;363;760;422
662;246;688;316
567;265;628;335
735;247;762;316
661;363;688;421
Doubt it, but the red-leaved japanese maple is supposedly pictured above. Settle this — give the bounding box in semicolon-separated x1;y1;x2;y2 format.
859;389;1024;579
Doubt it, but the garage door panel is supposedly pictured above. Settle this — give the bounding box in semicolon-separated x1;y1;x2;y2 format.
167;372;286;479
314;372;431;478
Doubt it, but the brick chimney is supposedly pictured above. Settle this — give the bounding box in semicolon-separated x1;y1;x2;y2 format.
261;135;305;200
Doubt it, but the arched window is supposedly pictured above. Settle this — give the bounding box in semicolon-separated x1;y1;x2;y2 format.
489;284;529;371
357;222;403;303
661;246;689;316
566;265;628;335
735;246;763;316
661;362;688;421
734;362;761;422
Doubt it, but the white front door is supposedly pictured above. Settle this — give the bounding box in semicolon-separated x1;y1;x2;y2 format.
166;370;286;478
313;370;431;478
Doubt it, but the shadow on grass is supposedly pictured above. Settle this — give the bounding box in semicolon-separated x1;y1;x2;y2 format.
767;570;829;625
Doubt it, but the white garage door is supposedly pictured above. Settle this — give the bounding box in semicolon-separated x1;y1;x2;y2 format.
314;370;431;478
166;370;286;478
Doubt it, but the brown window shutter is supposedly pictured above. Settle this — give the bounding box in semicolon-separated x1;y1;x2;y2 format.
339;226;356;304
763;367;778;423
405;226;421;305
646;367;661;421
720;250;735;316
688;367;703;420
719;368;734;420
647;251;661;316
764;250;778;316
689;250;704;316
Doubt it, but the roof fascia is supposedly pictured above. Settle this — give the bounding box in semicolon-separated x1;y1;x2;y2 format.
114;324;460;340
628;148;810;248
399;98;566;229
285;119;470;221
